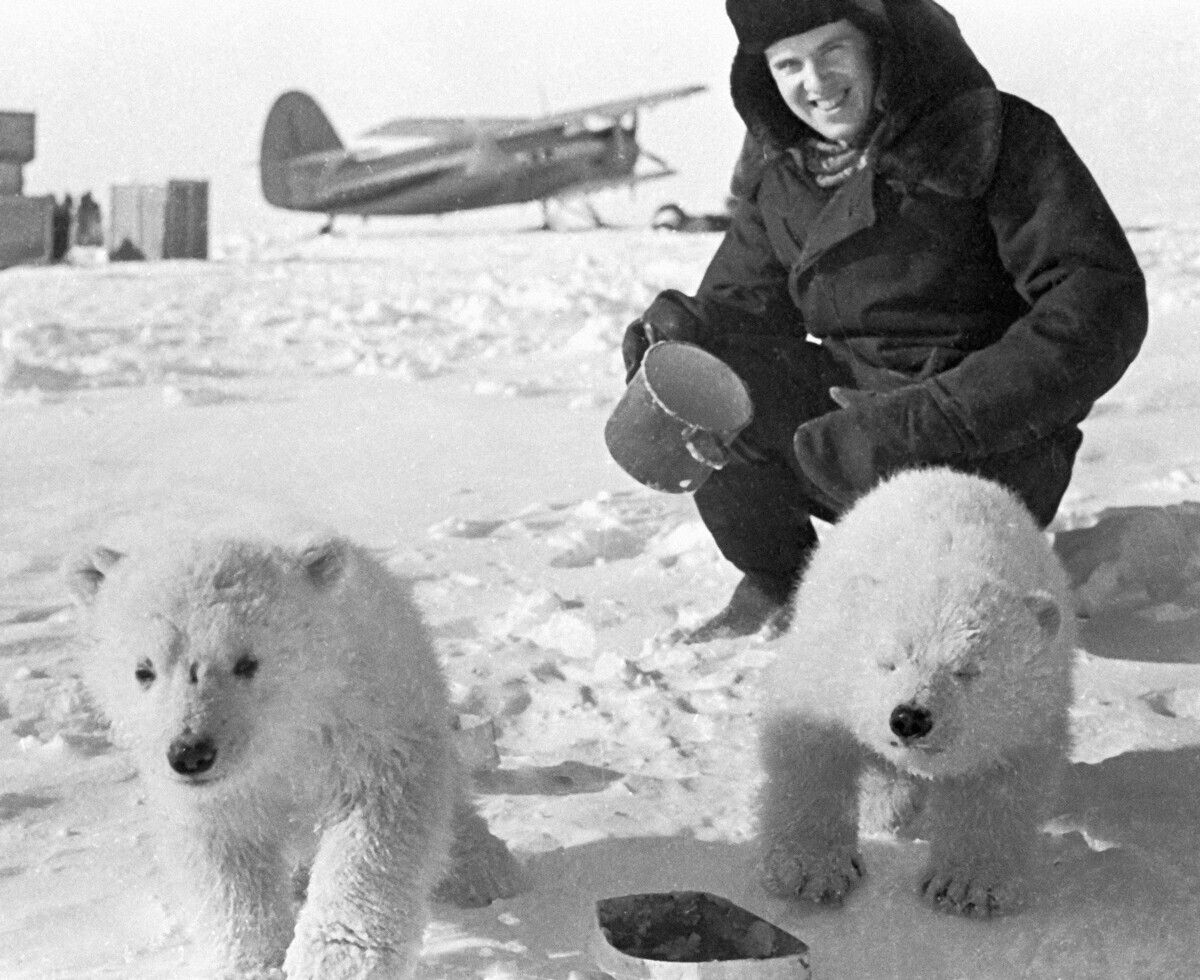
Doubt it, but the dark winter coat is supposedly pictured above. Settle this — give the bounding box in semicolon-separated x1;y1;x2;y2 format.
641;0;1147;513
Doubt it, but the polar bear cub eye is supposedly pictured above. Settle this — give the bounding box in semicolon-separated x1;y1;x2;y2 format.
951;663;982;681
135;659;156;687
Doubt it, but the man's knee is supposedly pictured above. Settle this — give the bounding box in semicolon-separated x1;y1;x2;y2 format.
966;428;1082;528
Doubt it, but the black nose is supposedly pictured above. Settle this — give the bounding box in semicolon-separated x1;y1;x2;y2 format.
167;736;217;775
890;704;934;740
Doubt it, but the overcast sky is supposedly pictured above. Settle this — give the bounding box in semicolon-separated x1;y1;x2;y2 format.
3;1;1197;237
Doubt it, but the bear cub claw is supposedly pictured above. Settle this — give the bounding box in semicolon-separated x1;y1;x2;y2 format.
759;845;865;905
920;866;1016;918
283;938;406;980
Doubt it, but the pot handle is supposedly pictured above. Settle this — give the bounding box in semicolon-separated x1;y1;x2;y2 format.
682;426;729;470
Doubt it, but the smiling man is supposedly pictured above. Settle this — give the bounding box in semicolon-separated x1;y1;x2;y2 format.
764;20;878;146
621;0;1147;643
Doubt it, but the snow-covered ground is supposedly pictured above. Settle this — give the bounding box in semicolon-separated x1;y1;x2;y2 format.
2;222;1200;979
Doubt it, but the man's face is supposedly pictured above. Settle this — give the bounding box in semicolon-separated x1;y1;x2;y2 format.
765;20;877;144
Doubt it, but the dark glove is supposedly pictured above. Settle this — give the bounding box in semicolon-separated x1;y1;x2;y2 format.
621;319;656;383
793;383;972;513
621;288;707;382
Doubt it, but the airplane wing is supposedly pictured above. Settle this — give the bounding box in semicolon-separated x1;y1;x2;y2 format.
361;85;705;145
489;84;706;141
361;116;529;141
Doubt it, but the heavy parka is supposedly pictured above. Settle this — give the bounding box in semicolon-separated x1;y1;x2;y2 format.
633;0;1147;558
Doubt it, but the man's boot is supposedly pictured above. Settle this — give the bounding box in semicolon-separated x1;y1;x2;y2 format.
680;571;795;644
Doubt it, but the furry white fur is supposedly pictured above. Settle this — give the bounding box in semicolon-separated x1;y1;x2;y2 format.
757;467;1075;917
68;528;522;979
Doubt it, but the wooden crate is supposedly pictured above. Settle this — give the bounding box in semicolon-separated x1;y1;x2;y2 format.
0;161;23;195
0;111;35;163
109;183;166;260
163;179;209;259
0;195;53;268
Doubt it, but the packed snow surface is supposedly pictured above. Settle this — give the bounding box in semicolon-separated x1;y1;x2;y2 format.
2;224;1200;978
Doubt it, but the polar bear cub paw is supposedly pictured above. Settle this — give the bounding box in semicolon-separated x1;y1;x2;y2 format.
759;843;865;905
920;862;1020;918
433;805;528;908
283;938;411;980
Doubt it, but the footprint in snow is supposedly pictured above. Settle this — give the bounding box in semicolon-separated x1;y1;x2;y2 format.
0;793;57;822
427;517;510;540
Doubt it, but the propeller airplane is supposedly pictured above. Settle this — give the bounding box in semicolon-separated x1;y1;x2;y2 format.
259;85;706;232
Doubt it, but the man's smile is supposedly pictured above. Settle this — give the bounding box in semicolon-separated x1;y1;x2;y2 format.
809;88;851;113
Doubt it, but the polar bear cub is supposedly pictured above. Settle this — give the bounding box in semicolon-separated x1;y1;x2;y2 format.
68;528;522;979
757;467;1074;917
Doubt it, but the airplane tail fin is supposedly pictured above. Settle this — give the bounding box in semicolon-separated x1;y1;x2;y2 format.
260;91;343;209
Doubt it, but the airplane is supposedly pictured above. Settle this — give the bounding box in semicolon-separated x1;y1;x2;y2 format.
259;85;706;232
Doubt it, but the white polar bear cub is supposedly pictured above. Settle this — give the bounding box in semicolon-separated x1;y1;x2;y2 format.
68;528;522;980
757;467;1074;917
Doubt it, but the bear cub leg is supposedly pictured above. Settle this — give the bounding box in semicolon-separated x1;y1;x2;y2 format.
188;829;296;978
433;797;528;907
757;716;865;904
919;747;1052;917
283;802;432;980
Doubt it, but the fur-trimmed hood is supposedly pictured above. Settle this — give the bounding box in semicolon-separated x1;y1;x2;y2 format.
729;0;995;160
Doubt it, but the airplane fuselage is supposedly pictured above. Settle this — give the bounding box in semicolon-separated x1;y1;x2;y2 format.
284;126;637;217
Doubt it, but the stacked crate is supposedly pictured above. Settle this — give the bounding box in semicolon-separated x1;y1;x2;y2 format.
0;110;52;269
0;111;34;195
164;179;208;259
0;196;53;268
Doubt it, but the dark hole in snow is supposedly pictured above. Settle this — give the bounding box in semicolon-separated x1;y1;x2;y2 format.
595;891;807;963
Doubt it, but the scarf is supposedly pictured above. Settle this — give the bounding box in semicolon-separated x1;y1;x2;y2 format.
800;137;870;188
795;102;887;190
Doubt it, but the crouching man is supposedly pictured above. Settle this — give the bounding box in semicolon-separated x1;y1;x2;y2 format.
623;0;1146;642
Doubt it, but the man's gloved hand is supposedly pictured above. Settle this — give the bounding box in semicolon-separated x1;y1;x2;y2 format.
793;383;973;514
621;318;659;383
621;289;707;382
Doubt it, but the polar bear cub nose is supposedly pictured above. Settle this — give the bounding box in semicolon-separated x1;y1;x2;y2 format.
889;703;934;740
168;734;218;775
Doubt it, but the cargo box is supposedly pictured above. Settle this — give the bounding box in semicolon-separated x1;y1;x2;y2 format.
109;183;166;260
163;179;209;259
0;195;53;268
0;112;36;163
0;161;23;196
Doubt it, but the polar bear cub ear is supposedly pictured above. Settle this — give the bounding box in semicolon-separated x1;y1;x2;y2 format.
64;546;126;605
294;534;349;589
1023;591;1062;642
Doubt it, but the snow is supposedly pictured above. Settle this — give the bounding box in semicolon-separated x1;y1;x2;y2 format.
2;222;1200;979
